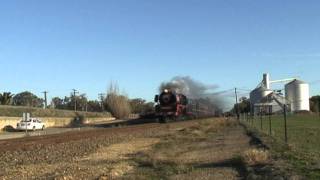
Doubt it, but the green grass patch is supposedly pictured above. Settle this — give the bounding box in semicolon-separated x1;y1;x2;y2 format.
242;114;320;179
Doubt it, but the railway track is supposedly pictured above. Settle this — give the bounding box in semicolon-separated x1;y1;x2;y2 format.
0;121;161;152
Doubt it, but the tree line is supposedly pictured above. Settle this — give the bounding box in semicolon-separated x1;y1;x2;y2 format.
0;89;154;119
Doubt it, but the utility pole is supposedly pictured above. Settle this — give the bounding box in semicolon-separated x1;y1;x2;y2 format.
85;96;88;112
235;88;240;120
72;89;79;112
42;91;48;109
318;99;320;120
98;93;106;111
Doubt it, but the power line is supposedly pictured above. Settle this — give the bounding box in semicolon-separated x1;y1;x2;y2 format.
237;88;252;92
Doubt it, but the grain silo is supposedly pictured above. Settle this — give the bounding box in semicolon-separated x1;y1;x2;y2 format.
285;79;310;112
250;86;273;114
250;86;273;105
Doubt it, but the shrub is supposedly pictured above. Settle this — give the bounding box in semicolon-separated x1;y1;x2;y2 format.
104;82;131;119
69;113;87;127
243;148;270;166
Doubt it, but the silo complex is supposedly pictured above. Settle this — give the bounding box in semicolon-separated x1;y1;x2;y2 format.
250;73;310;114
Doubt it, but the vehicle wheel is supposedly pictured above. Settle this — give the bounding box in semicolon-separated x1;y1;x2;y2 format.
42;126;45;131
33;126;36;131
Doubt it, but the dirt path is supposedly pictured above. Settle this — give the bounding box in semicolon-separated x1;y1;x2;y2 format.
0;119;262;180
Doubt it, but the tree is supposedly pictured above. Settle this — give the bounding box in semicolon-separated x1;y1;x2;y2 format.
143;102;155;114
129;98;154;114
69;93;88;111
231;97;251;114
87;100;102;112
0;92;14;105
310;96;320;112
13;91;43;107
238;97;251;113
52;94;89;111
104;82;131;119
51;97;65;109
129;98;146;114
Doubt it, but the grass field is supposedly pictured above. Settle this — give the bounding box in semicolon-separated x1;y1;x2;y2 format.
241;113;320;178
0;105;111;118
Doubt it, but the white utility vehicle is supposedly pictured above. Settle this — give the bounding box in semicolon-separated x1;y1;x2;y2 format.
16;118;45;131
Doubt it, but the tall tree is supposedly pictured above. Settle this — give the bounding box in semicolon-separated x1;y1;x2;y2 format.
13;91;43;107
51;97;65;109
0;92;14;105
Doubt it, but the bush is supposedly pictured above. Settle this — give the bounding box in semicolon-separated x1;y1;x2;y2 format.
104;82;131;119
243;148;270;166
69;113;87;127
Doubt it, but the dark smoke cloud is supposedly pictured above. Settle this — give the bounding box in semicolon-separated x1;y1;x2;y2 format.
159;76;226;110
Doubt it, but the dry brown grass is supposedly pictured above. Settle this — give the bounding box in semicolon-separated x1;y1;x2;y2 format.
123;118;249;179
198;118;238;134
243;148;270;166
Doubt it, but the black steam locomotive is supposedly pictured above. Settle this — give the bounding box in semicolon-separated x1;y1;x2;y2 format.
154;89;216;123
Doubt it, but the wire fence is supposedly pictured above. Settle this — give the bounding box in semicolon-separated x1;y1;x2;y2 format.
240;110;320;157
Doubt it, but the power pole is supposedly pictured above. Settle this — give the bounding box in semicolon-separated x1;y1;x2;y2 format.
42;91;48;109
72;89;79;112
318;99;320;120
98;93;106;111
235;88;240;120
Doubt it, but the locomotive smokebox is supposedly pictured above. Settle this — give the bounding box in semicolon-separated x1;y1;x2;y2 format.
159;91;177;105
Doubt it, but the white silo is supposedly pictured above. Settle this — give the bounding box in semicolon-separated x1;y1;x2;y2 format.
285;79;310;112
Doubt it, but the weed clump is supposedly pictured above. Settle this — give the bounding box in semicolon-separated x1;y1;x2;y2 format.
243;148;270;166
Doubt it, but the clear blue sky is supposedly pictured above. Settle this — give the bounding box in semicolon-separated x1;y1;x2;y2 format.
1;0;320;107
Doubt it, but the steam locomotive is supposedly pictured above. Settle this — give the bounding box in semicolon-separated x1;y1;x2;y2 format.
154;89;216;123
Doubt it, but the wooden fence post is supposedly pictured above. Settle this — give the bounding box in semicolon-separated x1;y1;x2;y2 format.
283;105;288;143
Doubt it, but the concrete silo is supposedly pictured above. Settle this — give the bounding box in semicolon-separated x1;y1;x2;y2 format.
285;79;310;112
